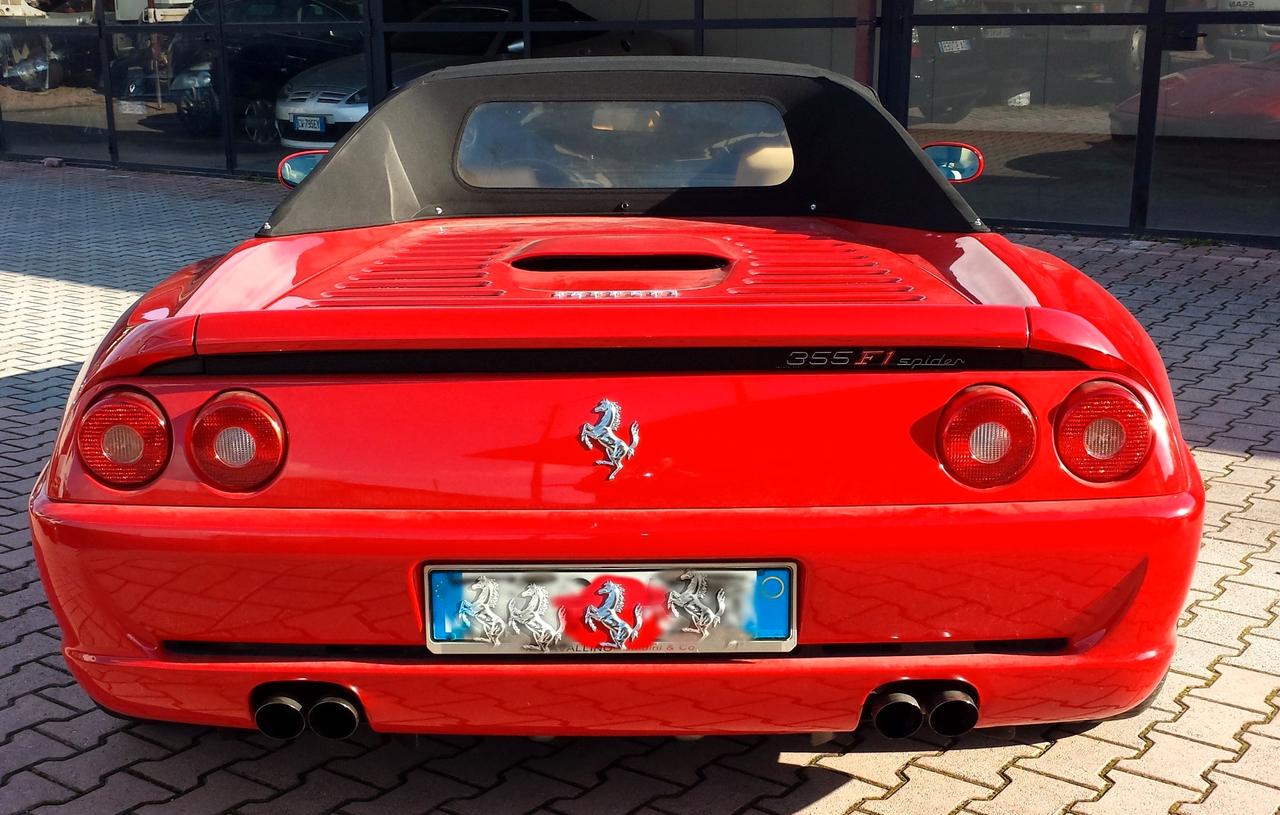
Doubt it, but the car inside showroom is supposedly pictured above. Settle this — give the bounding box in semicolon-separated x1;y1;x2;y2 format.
1;0;1277;241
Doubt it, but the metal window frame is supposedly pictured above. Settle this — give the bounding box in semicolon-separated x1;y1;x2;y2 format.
2;0;1279;241
897;0;1280;238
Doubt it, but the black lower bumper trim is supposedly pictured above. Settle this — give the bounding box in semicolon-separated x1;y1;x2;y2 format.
162;637;1070;662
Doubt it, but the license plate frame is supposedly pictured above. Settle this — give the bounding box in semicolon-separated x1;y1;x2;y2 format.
424;562;797;655
292;114;326;133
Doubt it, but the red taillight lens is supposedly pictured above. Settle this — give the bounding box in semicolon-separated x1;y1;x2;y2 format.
1056;381;1151;482
938;386;1037;487
76;390;170;488
189;391;285;491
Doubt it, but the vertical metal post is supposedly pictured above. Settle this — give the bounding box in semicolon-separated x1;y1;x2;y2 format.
214;0;235;171
694;0;704;56
854;0;877;87
369;0;387;105
521;0;532;57
97;4;120;162
1127;0;1167;231
877;0;912;124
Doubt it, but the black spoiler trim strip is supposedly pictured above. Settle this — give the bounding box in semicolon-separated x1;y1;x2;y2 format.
143;347;1086;376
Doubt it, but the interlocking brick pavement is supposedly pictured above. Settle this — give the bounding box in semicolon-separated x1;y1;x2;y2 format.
0;161;1278;815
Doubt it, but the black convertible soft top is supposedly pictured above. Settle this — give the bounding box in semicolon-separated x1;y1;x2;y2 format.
260;57;985;237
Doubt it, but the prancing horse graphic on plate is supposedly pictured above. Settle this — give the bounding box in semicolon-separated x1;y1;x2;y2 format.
584;580;644;649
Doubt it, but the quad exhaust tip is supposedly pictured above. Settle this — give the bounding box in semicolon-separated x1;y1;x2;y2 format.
927;689;979;738
308;696;361;740
870;692;925;739
868;687;979;739
254;695;306;740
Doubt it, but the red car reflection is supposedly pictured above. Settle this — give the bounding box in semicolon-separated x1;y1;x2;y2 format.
1111;53;1280;139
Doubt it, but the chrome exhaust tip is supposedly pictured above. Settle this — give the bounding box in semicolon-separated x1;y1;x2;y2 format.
307;696;360;740
869;692;924;739
927;689;979;737
254;695;305;740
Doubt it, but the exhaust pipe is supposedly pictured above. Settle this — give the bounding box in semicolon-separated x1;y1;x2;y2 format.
869;692;924;739
254;695;305;740
307;696;360;740
926;689;979;737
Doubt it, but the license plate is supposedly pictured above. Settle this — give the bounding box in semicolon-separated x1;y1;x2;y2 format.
937;38;973;53
425;563;795;655
293;114;325;133
982;27;1013;38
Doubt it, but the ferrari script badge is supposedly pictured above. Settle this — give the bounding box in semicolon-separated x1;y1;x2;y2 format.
579;398;639;480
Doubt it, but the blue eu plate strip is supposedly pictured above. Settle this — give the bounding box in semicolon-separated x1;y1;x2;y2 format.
747;568;791;640
430;571;466;642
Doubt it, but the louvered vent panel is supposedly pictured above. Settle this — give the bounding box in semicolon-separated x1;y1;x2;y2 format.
311;235;513;307
726;233;925;303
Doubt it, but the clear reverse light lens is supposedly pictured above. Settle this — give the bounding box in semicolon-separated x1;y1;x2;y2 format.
214;426;257;468
1083;417;1126;460
968;421;1011;463
102;424;144;465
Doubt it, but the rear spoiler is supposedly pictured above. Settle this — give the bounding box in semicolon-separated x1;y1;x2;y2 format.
191;303;1031;354
84;304;1148;394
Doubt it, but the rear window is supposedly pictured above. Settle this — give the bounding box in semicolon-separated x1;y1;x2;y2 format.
456;100;795;189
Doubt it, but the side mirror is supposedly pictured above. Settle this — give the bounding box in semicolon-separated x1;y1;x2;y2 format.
277;149;327;189
504;38;526;56
922;142;984;184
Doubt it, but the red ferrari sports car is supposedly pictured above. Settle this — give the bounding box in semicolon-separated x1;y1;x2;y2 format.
30;57;1202;742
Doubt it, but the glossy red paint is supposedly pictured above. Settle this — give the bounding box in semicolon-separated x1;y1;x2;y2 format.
29;213;1203;736
48;370;1186;509
30;489;1199;733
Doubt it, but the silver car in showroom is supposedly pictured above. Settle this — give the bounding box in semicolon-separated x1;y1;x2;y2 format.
276;1;674;149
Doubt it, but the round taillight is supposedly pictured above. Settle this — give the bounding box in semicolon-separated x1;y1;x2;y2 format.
189;391;285;491
76;390;170;488
1056;381;1151;482
938;386;1037;488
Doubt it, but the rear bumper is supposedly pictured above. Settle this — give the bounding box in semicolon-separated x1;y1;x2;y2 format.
30;490;1201;735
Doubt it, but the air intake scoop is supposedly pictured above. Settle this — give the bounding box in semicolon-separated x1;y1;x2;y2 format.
508;235;733;293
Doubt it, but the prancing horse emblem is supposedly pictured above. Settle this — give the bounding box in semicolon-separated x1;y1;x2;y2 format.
579;398;639;480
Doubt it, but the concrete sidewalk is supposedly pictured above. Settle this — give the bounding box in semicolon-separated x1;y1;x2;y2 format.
0;162;1276;815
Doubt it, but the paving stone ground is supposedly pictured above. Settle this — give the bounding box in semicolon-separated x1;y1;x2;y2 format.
0;161;1277;815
